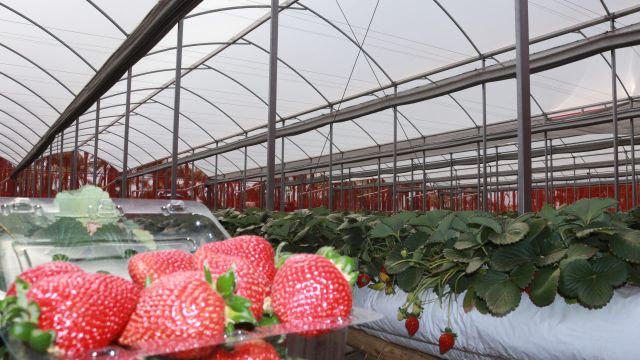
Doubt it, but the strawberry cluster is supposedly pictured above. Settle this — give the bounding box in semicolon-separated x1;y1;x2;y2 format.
0;235;357;359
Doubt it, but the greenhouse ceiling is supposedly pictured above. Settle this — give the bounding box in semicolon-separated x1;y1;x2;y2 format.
1;0;640;208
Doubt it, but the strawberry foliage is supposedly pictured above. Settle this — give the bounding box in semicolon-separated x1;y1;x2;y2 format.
215;198;640;317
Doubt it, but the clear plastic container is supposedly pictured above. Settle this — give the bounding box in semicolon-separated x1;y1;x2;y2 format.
0;191;229;290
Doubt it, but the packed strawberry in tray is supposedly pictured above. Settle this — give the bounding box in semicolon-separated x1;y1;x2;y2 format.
0;187;379;359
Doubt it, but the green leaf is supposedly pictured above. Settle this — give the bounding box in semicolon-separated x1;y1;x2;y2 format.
35;217;90;246
610;230;640;263
560;244;598;267
592;255;628;287
490;241;535;271
474;270;508;300
562;198;617;226
489;221;529;245
369;222;395;239
534;248;567;267
454;232;480;250
463;289;476;313
474;295;489;314
510;263;536;288
396;267;421;292
92;223;128;242
559;256;627;309
384;247;411;274
409;211;449;229
529;267;559;307
484;278;521;316
468;216;502;233
575;227;617;239
405;232;427;251
443;248;473;263
465;257;485;274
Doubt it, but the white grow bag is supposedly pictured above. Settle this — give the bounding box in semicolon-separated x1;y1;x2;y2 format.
353;286;640;360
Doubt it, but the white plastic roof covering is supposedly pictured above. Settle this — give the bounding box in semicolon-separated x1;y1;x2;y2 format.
1;0;640;185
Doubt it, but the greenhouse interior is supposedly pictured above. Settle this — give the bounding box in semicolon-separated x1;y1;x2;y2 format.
1;0;640;359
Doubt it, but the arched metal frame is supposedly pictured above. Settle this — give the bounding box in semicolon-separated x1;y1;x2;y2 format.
3;0;640;212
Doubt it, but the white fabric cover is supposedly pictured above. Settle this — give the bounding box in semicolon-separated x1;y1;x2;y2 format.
353;286;640;360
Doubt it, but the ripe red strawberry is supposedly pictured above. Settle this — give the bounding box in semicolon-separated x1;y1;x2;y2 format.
196;236;275;282
271;254;352;334
439;327;457;354
6;262;83;296
27;272;139;356
405;315;419;337
119;271;225;359
356;273;371;288
128;250;195;286
208;340;279;360
193;253;267;320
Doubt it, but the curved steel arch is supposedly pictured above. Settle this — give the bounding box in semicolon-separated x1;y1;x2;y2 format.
0;108;39;141
0;43;75;95
0;131;29;154
145;42;246;57
0;139;22;163
0;92;48;126
128;111;220;171
296;2;393;83
85;0;128;36
180;85;312;161
0;3;97;72
0;71;62;114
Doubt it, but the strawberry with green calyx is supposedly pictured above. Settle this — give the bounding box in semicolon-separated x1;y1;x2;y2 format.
197;235;276;282
2;279;56;353
316;246;358;287
208;266;258;332
6;262;83;296
405;316;419;337
194;254;268;321
119;271;225;359
128;249;195;286
397;292;423;337
27;271;139;356
357;273;372;288
439;327;457;354
271;253;352;336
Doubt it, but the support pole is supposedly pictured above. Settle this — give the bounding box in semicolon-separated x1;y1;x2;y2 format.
308;169;313;210
515;0;532;213
573;156;577;202
280;123;286;212
71;119;79;190
392;87;398;213
449;153;453;209
242;143;247;212
170;19;183;200
377;158;381;211
329;123;333;210
121;68;132;198
47;144;52;197
410;159;415;211
476;141;481;210
422;150;427;211
482;59;488;211
266;0;279;211
549;137;554;205
93;99;100;184
495;146;500;212
610;19;620;208
632;118;637;207
544;132;549;203
59;133;64;193
213;153;218;210
340;163;344;210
